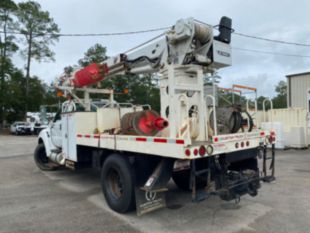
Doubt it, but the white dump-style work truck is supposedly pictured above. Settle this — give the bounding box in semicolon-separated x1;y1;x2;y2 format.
34;16;275;215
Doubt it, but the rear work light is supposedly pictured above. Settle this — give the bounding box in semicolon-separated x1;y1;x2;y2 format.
206;145;213;155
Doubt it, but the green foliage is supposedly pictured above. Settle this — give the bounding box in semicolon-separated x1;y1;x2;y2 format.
101;74;160;112
217;90;247;107
5;69;26;122
0;0;19;124
78;43;107;67
16;1;60;114
0;0;18;57
272;80;287;109
16;1;60;63
257;96;267;110
74;44;160;111
0;0;61;126
4;69;58;123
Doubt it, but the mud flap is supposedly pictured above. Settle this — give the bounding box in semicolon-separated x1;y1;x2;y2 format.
135;158;174;216
135;188;166;216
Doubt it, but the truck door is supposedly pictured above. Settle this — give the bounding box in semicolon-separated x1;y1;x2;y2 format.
50;110;62;148
61;113;77;161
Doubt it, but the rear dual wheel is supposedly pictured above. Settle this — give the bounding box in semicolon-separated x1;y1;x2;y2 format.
101;154;135;213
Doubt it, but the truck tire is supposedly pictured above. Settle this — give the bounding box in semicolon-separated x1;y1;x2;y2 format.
101;154;135;213
172;169;207;191
34;144;57;171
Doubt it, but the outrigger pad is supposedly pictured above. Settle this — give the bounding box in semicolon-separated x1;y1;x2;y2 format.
135;188;166;216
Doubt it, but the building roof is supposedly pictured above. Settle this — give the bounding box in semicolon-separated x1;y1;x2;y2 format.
286;71;310;78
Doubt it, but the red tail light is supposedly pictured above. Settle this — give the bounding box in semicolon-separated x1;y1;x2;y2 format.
193;149;198;156
185;149;191;157
199;146;206;156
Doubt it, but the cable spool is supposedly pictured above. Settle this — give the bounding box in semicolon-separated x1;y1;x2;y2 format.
209;106;254;135
121;110;168;136
209;106;242;135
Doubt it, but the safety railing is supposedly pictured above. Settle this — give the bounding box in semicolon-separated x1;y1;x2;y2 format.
263;98;273;122
178;94;191;140
206;94;217;137
246;99;258;128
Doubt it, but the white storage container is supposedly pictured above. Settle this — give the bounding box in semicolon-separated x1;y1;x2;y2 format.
287;127;308;148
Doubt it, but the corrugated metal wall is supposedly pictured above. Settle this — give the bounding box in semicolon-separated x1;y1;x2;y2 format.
288;74;310;108
251;108;309;144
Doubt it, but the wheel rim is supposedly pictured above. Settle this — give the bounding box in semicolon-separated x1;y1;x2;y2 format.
38;148;49;164
107;168;124;200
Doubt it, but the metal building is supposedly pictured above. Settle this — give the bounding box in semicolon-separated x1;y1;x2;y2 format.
286;71;310;109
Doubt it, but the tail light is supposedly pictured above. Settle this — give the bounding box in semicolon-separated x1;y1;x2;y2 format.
269;131;276;143
199;146;206;156
193;149;198;156
185;149;191;157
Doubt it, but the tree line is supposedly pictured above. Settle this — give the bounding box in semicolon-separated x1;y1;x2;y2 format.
0;0;59;125
0;0;287;128
218;80;287;110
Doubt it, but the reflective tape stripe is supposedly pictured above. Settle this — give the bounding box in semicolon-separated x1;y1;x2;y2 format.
136;137;147;142
77;134;185;145
153;138;167;143
176;139;185;144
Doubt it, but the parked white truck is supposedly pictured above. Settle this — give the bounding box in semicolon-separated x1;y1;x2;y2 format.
34;17;275;215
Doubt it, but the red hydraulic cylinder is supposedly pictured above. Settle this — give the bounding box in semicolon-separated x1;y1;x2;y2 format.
154;118;169;130
121;110;169;136
73;63;109;87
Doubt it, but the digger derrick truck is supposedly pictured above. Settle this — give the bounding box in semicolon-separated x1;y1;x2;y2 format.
34;16;275;215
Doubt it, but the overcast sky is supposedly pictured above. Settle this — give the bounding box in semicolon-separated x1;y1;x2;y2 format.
13;0;310;97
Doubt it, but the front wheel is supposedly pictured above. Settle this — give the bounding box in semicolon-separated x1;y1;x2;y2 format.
34;144;58;171
101;154;135;213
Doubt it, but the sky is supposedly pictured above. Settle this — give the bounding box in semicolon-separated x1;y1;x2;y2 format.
13;0;310;97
